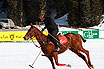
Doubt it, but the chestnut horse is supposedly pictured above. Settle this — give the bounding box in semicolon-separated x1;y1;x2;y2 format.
24;23;94;69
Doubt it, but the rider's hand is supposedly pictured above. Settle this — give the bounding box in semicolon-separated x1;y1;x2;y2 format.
41;28;44;31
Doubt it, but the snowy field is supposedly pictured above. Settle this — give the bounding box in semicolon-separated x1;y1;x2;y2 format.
0;39;104;69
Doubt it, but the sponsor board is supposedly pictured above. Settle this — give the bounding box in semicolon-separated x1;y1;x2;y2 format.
83;30;99;39
61;31;78;35
0;31;48;41
0;30;104;41
0;32;27;41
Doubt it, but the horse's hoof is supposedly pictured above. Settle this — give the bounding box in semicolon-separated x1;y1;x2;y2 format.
91;65;95;69
67;64;71;67
90;67;94;69
90;65;95;69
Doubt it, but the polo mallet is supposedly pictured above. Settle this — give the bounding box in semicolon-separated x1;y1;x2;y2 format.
29;51;41;68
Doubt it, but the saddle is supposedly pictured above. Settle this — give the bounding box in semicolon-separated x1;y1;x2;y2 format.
49;33;67;45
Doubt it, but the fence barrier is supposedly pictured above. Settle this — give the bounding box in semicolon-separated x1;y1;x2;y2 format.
0;30;104;41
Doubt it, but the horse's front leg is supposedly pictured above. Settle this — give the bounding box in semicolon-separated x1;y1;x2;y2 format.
52;52;71;67
47;56;56;69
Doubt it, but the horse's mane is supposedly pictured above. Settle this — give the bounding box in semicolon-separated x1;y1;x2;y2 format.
34;27;48;45
35;27;47;38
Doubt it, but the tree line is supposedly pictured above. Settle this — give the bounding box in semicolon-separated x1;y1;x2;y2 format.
2;0;104;28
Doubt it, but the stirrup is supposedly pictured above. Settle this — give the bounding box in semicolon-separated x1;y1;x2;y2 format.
54;47;62;51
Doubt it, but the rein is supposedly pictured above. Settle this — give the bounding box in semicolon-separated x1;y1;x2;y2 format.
32;39;40;48
28;27;35;39
30;27;47;48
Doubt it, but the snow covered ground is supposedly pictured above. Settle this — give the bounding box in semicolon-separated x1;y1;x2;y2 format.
0;39;104;69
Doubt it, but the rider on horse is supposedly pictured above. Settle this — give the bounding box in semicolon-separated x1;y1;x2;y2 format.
37;13;62;51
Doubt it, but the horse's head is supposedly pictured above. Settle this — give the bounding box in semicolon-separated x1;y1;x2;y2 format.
24;23;35;40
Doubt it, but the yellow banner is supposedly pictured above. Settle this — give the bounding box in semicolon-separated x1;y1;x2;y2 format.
0;31;48;41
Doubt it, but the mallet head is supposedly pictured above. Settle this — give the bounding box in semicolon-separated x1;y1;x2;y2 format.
29;65;34;68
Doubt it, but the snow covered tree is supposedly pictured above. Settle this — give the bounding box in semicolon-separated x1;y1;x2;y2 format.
2;0;104;27
6;0;18;26
23;0;41;26
68;0;103;28
102;0;104;14
55;0;69;19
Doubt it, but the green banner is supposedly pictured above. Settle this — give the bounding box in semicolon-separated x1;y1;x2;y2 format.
61;31;78;35
83;30;99;39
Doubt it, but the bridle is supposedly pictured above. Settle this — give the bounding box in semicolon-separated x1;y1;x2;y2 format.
27;27;35;40
27;26;48;46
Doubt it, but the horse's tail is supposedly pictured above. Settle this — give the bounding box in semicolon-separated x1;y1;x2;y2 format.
79;34;86;43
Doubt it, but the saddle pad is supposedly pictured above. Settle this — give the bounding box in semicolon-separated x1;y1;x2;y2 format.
50;35;67;45
59;35;67;44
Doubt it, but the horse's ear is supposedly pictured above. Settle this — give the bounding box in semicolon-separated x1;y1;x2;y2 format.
30;23;33;27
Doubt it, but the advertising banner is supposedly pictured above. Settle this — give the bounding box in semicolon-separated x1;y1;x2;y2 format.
83;30;99;39
0;30;104;41
61;31;78;35
0;32;27;41
0;31;48;41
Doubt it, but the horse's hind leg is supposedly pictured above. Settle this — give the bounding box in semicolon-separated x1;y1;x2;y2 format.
80;48;94;68
70;48;91;68
47;56;56;69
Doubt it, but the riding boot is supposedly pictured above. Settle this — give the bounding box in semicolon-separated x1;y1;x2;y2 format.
54;43;62;51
